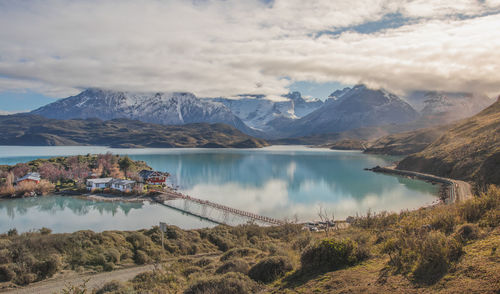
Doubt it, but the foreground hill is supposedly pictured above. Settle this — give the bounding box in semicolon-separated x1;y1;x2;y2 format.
31;89;260;136
398;97;500;186
0;114;268;148
0;186;498;293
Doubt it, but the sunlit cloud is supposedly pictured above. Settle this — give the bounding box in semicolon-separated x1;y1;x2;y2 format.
0;0;499;98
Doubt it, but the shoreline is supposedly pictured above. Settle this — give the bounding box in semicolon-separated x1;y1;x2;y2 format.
367;165;472;204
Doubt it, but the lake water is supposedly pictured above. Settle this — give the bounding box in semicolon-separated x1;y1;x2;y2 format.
0;146;439;233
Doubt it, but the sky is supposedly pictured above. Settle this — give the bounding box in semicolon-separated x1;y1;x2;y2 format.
1;0;500;112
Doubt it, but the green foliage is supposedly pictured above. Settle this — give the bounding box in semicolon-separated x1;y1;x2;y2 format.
248;256;293;283
300;238;363;271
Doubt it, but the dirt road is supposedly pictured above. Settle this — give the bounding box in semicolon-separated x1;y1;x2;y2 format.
3;265;155;294
371;166;473;203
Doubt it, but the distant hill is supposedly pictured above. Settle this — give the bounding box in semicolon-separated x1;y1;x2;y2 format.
0;114;269;148
364;125;451;155
397;97;500;186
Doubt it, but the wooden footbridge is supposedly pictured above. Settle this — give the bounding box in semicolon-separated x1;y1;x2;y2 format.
153;190;285;226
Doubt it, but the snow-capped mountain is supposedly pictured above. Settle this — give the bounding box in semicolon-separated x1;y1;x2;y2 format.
31;88;257;135
272;85;420;137
207;92;323;132
406;91;493;120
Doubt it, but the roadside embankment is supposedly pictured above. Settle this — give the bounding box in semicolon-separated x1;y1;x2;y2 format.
368;165;472;203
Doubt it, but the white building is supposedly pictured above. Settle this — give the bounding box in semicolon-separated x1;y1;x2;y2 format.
86;178;112;190
109;179;136;192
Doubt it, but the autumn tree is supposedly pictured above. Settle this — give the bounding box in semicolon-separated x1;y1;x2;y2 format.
11;163;30;178
118;156;133;177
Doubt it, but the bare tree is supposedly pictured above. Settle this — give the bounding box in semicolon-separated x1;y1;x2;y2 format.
318;204;335;236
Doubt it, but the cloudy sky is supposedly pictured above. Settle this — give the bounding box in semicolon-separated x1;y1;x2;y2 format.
1;0;500;111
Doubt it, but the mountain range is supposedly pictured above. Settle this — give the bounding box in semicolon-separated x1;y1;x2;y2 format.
28;86;494;140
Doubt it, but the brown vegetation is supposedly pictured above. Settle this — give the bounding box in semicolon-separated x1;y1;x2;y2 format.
1;186;499;293
398;97;500;187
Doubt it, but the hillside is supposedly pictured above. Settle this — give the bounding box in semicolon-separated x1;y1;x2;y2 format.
364;125;451;155
0;114;268;148
398;97;500;186
0;186;498;293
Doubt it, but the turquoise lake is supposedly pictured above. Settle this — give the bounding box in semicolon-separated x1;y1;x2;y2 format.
0;146;439;233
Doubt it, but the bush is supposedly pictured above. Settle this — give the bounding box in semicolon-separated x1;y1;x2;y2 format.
412;231;462;284
39;227;52;235
96;280;125;294
216;258;250;275
455;223;480;243
34;255;60;279
300;239;363;271
220;247;260;261
195;258;213;267
14;272;37;285
208;233;234;252
383;230;463;285
248;256;293;283
134;250;149;265
184;272;259;294
182;266;201;277
430;209;457;234
0;265;16;282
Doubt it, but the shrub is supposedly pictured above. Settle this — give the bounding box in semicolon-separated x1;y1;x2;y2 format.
430;209;457;234
455;223;479;243
184;272;259;294
382;230;463;285
220;247;260;261
216;258;250;275
248;256;293;283
208;233;234;252
412;231;461;284
195;258;213;267
39;227;52;235
14;272;37;285
103;262;115;272
0;265;16;282
105;248;121;264
34;255;60;279
182;266;201;277
300;239;363;271
96;280;126;294
7;229;18;237
134;250;149;265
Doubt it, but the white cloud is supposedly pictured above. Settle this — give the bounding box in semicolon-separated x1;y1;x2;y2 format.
0;0;499;98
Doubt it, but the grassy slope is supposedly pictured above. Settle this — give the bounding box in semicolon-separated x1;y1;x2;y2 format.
1;186;498;293
0;114;268;148
398;97;500;186
364;125;451;155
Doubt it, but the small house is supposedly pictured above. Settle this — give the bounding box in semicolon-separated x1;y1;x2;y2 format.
139;170;168;186
16;172;41;184
109;179;136;192
86;178;113;191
